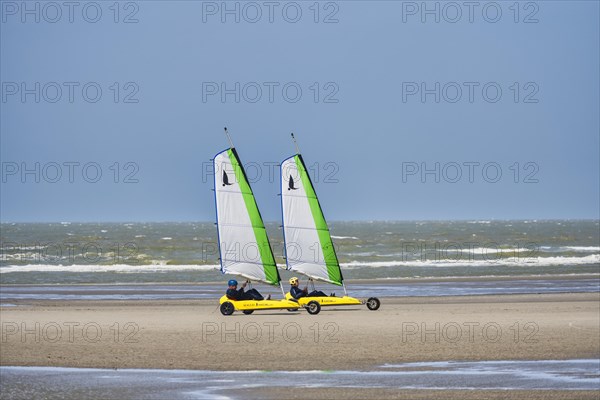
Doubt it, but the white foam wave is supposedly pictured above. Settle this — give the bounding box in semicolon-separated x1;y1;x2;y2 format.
563;246;600;252
444;247;534;255
1;245;46;250
331;236;359;240
0;264;220;273
341;254;600;268
161;237;172;240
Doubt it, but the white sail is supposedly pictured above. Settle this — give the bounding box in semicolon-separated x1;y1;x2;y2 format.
280;154;343;285
214;147;280;285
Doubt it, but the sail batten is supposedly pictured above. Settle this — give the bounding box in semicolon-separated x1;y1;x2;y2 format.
214;147;280;286
280;154;343;286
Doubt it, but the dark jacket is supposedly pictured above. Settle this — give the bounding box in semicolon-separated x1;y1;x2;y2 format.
226;287;244;300
290;286;307;299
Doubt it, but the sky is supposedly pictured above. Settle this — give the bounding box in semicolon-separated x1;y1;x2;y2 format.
1;1;599;222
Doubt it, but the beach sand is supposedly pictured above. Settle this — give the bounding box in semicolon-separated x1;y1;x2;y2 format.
1;292;599;398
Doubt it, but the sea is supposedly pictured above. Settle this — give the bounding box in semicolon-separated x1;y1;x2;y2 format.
1;220;598;291
2;221;599;397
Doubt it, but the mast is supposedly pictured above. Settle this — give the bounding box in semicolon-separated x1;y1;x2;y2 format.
224;127;234;148
291;132;301;154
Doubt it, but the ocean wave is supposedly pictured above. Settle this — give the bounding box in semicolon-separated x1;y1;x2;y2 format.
331;236;359;240
562;246;600;252
0;264;220;273
539;246;600;253
341;254;600;269
443;247;535;255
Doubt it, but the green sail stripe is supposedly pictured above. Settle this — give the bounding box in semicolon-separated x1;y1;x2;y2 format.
227;149;279;285
295;155;343;285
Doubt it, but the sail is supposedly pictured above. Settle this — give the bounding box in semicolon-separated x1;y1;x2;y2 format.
213;148;280;285
280;154;343;285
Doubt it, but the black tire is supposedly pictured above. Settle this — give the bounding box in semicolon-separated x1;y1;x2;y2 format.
220;301;234;316
242;310;254;315
366;297;380;311
306;301;321;315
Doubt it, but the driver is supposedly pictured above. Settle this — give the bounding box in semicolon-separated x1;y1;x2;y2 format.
289;277;330;299
226;279;270;301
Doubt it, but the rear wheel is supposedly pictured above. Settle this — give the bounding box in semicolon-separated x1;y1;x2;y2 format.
220;301;234;316
306;301;321;315
242;310;254;315
366;297;380;311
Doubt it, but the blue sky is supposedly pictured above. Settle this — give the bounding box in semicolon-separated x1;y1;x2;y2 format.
1;1;598;222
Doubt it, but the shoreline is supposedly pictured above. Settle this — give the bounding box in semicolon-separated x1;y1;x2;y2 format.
1;272;598;286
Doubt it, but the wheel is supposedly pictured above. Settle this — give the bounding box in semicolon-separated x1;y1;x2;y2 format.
242;310;254;315
220;301;234;316
366;297;380;311
306;301;321;315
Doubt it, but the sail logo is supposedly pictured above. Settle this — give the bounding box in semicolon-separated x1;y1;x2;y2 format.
283;165;302;189
222;170;234;186
219;164;238;187
287;175;299;190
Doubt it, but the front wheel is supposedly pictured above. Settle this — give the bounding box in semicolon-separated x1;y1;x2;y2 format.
366;297;380;311
220;301;234;316
306;301;321;315
242;310;254;315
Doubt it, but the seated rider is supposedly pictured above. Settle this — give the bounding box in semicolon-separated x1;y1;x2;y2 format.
226;279;270;301
289;277;330;299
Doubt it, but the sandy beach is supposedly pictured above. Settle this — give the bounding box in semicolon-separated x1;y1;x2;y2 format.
2;292;598;369
1;291;599;398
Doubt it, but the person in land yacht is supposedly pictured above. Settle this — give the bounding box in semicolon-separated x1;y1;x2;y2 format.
225;279;270;301
289;277;333;299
